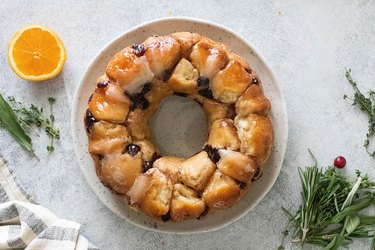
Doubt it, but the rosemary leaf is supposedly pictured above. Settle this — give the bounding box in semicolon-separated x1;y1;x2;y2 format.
282;151;375;249
330;197;373;224
360;216;375;225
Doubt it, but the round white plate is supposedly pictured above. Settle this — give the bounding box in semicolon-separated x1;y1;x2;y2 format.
72;17;288;234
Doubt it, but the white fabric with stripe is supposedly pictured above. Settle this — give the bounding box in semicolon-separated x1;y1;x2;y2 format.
0;156;98;250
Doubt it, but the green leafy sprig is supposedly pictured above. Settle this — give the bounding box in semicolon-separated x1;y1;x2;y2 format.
7;96;60;153
280;150;375;250
344;69;375;158
0;93;34;153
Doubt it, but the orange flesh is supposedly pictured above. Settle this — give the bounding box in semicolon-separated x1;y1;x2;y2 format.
12;28;61;76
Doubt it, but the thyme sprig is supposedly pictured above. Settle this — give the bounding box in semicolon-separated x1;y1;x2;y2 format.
7;96;60;153
344;69;375;157
280;150;375;249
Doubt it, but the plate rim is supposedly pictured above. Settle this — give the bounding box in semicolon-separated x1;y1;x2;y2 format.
71;16;289;234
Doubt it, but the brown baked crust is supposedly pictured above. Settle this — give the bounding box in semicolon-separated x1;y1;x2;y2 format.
106;47;154;94
143;35;181;79
202;99;235;130
235;83;271;116
202;169;242;210
211;60;251;104
207;118;240;151
128;168;173;218
216;149;257;183
178;151;216;191
167;58;199;95
190;40;229;79
171;32;202;59
88;121;131;155
99;153;142;194
153;156;184;183
234;114;274;167
85;32;274;222
88;81;130;123
170;183;206;222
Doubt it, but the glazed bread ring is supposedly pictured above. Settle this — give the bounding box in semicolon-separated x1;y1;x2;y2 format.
84;32;274;222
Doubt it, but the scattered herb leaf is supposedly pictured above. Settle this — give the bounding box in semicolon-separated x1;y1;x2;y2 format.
282;150;375;249
7;96;60;153
0;93;34;153
345;214;360;235
344;69;375;158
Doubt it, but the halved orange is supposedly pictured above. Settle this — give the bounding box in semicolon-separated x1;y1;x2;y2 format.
8;24;66;81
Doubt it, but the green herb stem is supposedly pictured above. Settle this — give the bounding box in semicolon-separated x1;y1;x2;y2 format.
7;96;60;153
345;69;375;158
282;151;375;249
0;93;34;153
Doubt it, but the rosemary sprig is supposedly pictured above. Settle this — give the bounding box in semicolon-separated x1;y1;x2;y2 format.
281;151;375;249
7;96;60;153
344;69;375;157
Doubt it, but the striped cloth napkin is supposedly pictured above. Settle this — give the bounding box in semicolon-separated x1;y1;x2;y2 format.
0;156;98;250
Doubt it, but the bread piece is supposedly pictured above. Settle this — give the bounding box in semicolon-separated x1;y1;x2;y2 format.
211;60;251;103
99;153;142;194
86;32;274;222
126;109;152;140
88;81;130;123
170;184;206;222
178;151;216;191
217;149;257;183
235;84;271;116
202;99;235;129
168;58;199;95
234;114;274;166
202;169;241;209
207;119;240;151
133;139;157;162
171;32;202;59
143;35;181;79
106;46;154;94
200;36;230;52
190;41;229;79
128;168;173;218
88;121;131;155
153;156;184;183
228;52;251;72
127;174;152;206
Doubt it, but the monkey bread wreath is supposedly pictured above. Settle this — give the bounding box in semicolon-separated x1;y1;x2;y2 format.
84;32;274;222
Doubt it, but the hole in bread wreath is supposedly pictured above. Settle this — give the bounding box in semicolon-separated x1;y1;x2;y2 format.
84;32;274;222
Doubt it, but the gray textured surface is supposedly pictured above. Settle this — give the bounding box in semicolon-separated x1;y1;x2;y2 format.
0;0;374;249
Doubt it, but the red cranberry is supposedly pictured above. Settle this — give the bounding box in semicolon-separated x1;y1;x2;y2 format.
97;80;109;88
132;44;146;57
197;76;209;87
125;144;141;156
161;212;171;222
198;88;214;99
84;109;97;133
203;145;220;163
334;156;346;168
127;93;149;111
